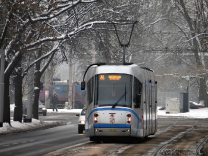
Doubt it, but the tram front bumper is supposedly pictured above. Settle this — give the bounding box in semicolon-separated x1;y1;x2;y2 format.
94;124;131;136
94;128;131;136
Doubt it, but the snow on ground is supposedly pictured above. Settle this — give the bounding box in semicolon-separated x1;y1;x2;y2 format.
0;118;64;135
158;107;208;118
0;104;207;135
0;104;82;135
47;108;82;114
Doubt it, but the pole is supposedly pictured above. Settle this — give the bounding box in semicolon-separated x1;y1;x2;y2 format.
188;75;190;112
68;58;73;109
123;46;125;64
72;64;75;109
45;68;50;108
0;49;5;127
72;83;75;109
24;56;34;122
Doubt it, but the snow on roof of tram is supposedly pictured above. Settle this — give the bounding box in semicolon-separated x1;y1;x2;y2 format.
86;63;154;73
88;63;154;72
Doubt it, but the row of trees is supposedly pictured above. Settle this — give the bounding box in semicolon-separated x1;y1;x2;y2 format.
0;0;102;124
154;0;208;105
55;0;208;106
88;0;208;105
0;0;207;125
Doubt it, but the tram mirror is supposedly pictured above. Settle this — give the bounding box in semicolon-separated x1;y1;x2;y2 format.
135;94;141;108
81;81;85;90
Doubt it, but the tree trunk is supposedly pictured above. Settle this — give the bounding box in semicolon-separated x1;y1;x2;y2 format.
33;80;40;119
32;47;57;118
3;62;10;123
13;69;23;122
3;50;22;123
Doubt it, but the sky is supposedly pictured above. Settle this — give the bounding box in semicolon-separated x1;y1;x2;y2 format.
0;104;208;135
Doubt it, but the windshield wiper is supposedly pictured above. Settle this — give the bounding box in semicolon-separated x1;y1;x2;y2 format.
112;91;127;108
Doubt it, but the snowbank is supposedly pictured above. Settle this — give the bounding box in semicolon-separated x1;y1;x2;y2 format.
0;119;63;135
0;104;82;135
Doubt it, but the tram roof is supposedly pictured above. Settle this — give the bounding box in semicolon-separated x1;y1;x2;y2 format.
84;62;154;82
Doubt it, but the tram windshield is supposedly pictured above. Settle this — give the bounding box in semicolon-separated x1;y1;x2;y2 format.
96;74;132;107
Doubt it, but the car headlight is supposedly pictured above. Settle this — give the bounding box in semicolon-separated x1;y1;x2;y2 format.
79;120;85;124
42;108;46;110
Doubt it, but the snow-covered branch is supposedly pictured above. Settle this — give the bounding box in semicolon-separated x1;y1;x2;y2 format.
30;0;98;23
25;21;108;49
23;42;61;77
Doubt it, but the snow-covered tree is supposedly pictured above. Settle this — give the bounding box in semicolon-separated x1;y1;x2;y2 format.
0;0;100;123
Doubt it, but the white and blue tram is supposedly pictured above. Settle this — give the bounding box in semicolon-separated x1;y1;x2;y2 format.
81;63;157;141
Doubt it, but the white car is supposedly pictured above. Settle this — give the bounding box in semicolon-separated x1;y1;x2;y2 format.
76;108;86;134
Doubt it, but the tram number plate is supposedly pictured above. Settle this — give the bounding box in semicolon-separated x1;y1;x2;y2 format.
109;129;116;132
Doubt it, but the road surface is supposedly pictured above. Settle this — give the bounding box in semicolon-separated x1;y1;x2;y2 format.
1;113;208;156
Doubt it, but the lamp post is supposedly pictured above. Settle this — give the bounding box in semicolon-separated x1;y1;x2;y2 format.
0;48;5;127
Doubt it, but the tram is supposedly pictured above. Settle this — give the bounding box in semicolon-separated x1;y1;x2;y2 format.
81;62;157;141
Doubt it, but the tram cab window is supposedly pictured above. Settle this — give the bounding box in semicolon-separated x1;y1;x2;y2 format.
87;77;94;105
133;77;142;108
96;74;132;107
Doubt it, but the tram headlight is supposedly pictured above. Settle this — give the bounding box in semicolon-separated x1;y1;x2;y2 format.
79;120;85;124
94;113;98;123
127;117;131;124
94;117;98;123
127;114;131;124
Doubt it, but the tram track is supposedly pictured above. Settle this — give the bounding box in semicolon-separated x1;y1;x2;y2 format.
45;120;181;156
151;120;208;156
44;123;178;156
104;120;181;156
153;120;179;137
196;134;208;155
119;124;198;156
44;120;208;156
152;120;199;156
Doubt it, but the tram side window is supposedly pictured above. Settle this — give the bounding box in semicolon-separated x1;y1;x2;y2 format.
87;77;94;105
133;77;142;108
